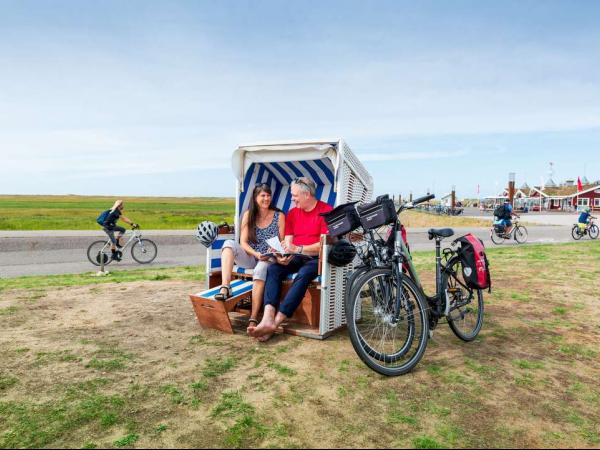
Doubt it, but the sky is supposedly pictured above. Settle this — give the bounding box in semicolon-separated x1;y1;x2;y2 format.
1;0;599;199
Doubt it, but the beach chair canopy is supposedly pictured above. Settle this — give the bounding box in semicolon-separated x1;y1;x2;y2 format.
231;139;373;235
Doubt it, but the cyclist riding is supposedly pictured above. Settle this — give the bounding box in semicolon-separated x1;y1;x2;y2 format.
97;200;138;261
578;206;597;233
494;199;519;236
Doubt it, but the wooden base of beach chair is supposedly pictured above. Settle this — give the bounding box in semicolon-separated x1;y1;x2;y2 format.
195;266;323;336
189;280;253;334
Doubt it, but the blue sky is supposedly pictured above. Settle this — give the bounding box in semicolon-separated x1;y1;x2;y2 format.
1;0;599;198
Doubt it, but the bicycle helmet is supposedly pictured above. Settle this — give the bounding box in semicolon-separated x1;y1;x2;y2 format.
195;221;218;247
328;239;357;267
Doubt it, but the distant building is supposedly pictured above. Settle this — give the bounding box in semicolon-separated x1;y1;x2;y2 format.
527;183;600;211
490;180;600;212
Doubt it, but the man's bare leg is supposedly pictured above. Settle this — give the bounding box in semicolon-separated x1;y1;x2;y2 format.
256;311;287;342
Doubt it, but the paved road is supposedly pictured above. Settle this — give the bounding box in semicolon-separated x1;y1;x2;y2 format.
0;225;578;278
0;230;206;278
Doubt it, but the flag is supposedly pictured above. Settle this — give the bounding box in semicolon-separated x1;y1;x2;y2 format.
577;177;583;192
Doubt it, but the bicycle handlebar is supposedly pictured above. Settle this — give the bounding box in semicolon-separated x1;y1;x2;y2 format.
412;194;436;206
398;194;436;214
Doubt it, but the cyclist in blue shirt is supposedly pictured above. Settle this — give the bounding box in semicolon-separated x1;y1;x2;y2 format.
578;206;596;232
494;200;519;235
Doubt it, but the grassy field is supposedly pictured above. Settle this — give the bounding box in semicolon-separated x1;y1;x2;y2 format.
0;195;235;230
400;210;490;228
0;195;491;231
1;242;598;448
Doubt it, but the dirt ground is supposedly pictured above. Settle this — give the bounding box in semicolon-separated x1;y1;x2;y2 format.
1;243;599;448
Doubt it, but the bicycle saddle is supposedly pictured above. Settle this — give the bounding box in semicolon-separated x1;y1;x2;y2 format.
428;228;455;240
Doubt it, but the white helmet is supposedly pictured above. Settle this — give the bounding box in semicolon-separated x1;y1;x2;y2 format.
195;221;218;247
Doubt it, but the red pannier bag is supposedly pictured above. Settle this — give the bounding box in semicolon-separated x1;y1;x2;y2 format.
455;234;491;292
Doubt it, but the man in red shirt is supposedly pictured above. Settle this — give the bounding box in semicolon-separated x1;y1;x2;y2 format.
248;177;332;341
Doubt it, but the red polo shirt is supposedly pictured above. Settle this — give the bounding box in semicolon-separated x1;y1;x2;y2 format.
285;200;333;246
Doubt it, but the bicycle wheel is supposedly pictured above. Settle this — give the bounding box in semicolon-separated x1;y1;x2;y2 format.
514;225;528;244
443;257;484;342
589;225;599;240
490;229;504;245
131;239;158;264
571;225;583;241
346;267;429;377
87;240;113;267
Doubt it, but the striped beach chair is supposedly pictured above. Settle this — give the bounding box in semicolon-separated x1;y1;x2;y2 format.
190;139;373;339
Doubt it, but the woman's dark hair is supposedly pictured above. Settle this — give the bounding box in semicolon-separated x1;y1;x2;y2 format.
247;184;280;244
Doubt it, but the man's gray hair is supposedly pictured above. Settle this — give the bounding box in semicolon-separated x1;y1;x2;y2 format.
292;177;317;197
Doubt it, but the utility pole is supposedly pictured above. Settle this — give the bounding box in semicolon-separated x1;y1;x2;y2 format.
508;172;516;207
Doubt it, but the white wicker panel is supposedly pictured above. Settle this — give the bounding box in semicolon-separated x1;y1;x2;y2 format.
339;140;373;196
318;144;373;335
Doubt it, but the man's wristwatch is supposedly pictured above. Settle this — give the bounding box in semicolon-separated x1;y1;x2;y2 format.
298;245;303;254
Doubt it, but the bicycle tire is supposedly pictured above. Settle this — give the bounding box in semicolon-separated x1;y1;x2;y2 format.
514;225;528;244
589;224;599;240
572;225;583;241
346;267;429;377
131;239;158;264
490;229;504;245
87;240;113;267
443;257;484;342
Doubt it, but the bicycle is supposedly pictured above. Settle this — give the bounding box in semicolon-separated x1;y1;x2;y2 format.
490;218;528;245
345;195;486;376
571;220;599;240
87;225;158;266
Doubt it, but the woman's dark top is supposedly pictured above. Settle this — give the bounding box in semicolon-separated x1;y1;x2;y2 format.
103;209;122;228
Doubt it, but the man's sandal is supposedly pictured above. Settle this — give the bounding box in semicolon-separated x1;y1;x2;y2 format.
214;286;232;301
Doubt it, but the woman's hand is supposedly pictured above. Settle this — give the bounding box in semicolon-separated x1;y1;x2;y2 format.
258;254;271;262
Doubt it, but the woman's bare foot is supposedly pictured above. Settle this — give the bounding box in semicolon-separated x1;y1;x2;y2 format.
246;319;259;336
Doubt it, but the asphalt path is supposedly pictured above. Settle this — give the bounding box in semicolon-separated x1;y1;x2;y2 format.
0;225;579;278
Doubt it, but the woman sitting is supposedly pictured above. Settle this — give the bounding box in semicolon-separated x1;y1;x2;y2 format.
217;183;285;328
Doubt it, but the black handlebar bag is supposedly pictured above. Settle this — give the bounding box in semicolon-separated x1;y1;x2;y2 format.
356;195;397;230
320;201;361;237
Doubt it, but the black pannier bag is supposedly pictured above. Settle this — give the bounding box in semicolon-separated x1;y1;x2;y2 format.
320;201;361;237
357;195;397;230
494;224;505;234
454;234;492;292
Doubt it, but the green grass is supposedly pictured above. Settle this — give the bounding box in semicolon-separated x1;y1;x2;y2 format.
202;357;236;378
0;265;205;291
0;195;235;230
114;434;139;447
1;241;600;448
0;387;126;448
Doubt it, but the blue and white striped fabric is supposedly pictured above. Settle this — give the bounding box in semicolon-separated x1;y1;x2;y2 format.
238;158;337;219
194;279;253;300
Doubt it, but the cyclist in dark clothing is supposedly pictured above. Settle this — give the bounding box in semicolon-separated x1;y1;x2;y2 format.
102;200;137;260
